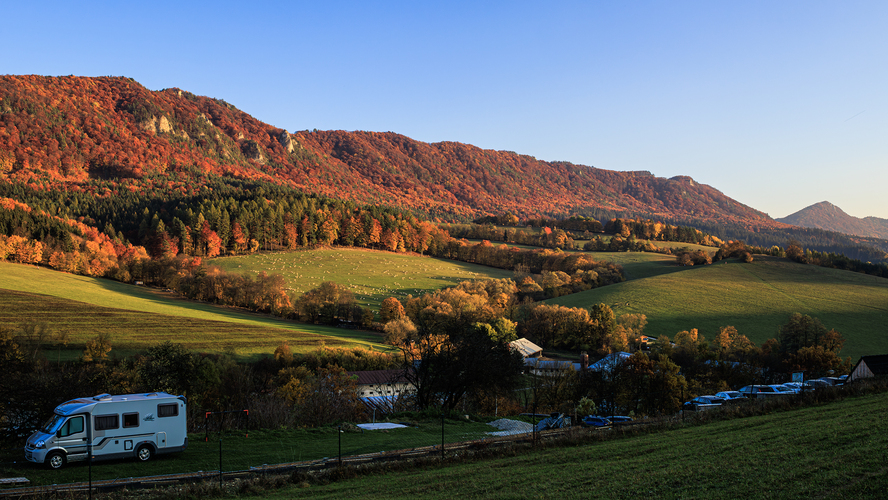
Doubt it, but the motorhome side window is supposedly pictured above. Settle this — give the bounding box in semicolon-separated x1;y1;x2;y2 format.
123;412;139;428
158;403;178;418
59;416;84;437
94;414;119;431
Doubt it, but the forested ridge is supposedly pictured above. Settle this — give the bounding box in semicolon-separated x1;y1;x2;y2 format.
0;74;885;262
0;74;780;226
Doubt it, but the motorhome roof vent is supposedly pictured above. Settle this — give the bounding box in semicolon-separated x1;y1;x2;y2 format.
146;392;158;397
93;393;112;401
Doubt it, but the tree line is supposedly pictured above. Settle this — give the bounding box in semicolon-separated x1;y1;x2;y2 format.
673;239;888;277
0;325;403;443
378;276;854;416
0;281;857;444
456;215;725;250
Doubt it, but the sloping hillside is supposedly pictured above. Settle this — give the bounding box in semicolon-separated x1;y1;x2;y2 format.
779;201;888;240
0;75;783;226
0;261;384;358
547;257;888;361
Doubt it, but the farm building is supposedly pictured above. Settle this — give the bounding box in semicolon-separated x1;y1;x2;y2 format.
848;354;888;382
349;369;413;398
589;351;632;373
524;358;581;376
510;338;543;358
522;351;634;376
350;369;414;416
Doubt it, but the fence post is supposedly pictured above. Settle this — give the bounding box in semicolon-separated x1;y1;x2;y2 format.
441;413;445;459
338;425;342;467
219;437;223;489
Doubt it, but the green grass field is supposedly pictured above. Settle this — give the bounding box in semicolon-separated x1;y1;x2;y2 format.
3;246;886;362
5;390;885;497
584;251;684;280
573;237;716;252
248;390;888;499
208;248;514;311
257;390;888;500
0;262;387;359
548;256;888;360
0;249;512;359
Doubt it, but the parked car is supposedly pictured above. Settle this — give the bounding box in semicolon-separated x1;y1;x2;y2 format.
769;384;797;394
783;382;806;392
715;391;744;401
582;416;611;428
606;416;633;424
701;395;727;404
819;376;844;386
682;396;723;411
738;385;785;398
804;379;830;390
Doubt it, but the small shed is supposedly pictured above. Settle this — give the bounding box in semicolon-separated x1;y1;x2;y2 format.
510;338;543;358
848;354;888;382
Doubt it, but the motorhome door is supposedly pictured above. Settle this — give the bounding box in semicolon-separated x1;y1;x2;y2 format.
57;415;88;459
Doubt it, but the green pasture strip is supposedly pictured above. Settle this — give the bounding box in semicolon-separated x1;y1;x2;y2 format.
253;391;888;499
0;419;498;486
0;262;387;358
584;251;681;280
209;248;513;310
651;240;718;251
458;243;687;280
573;237;717;252
459;239;557;251
462;239;713;275
547;257;888;360
442;224;544;235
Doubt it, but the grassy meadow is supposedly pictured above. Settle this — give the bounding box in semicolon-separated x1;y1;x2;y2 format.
0;261;387;360
461;239;712;279
208;248;514;311
548;256;888;360
265;391;888;499
3;243;886;362
0;249;512;359
584;251;685;280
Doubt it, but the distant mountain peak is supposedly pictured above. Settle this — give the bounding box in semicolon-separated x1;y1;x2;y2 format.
810;200;842;211
778;202;888;240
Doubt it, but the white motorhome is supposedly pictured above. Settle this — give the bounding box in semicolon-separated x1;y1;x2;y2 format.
24;392;187;469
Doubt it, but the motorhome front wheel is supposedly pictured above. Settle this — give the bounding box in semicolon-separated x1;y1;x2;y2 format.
47;452;66;470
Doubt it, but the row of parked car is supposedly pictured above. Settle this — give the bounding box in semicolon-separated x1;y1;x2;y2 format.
683;376;848;410
578;376;849;422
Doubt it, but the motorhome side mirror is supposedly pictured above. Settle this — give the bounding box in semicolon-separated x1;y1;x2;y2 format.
56;430;62;438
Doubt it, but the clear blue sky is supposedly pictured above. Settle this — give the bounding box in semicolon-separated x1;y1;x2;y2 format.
6;1;887;219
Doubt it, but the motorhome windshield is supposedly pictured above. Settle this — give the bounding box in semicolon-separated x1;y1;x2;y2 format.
41;414;65;434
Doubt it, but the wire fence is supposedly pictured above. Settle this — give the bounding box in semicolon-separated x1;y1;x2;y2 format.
3;382;872;497
1;412;599;496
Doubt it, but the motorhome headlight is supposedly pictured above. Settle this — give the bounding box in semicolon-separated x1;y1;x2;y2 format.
34;440;45;449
